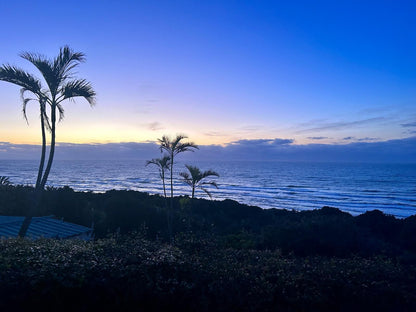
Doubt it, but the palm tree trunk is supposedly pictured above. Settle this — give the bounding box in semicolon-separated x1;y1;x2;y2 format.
40;104;56;189
19;107;47;238
21;105;55;237
162;172;167;198
168;153;174;240
192;186;195;198
18;216;33;238
35;109;46;190
170;154;174;200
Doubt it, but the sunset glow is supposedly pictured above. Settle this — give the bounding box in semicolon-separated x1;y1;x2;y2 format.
0;1;415;152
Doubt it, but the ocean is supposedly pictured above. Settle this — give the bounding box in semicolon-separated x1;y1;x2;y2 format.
1;159;415;218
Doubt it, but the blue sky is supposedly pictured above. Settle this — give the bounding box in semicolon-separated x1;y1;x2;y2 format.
0;0;415;161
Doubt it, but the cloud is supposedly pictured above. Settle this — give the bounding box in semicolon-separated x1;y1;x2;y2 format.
356;137;378;142
307;137;329;140
238;125;263;132
147;122;164;131
297;117;385;133
401;122;416;128
204;131;228;137
1;137;415;163
230;138;294;146
343;136;378;142
190;137;416;163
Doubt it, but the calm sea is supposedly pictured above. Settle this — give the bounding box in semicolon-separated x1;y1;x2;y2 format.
1;159;415;217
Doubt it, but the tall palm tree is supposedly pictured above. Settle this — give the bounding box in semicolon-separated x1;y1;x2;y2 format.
146;155;171;198
21;46;96;189
0;46;96;237
158;135;199;202
180;165;219;199
0;65;49;190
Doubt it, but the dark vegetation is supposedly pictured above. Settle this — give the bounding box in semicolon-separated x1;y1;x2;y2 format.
1;185;416;310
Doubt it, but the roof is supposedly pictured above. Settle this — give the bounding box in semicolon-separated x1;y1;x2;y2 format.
0;216;93;239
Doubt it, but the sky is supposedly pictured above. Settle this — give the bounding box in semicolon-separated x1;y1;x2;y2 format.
0;1;415;161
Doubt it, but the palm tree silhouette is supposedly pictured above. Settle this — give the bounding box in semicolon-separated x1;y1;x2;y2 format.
180;165;219;199
0;46;95;189
0;176;11;187
158;135;199;201
158;135;198;239
0;65;49;190
0;46;96;237
146;155;171;198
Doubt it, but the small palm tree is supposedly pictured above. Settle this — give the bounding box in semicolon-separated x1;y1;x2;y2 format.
146;155;171;198
180;165;219;199
0;176;11;187
158;135;199;201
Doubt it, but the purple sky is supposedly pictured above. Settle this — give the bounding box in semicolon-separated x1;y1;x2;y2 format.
0;1;415;162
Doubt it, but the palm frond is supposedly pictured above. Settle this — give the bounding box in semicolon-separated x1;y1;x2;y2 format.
172;134;188;148
200;187;213;199
0;65;42;93
174;141;199;156
179;172;193;187
60;79;96;105
42;109;52;132
181;164;219;199
21;96;35;124
56;103;65;122
53;46;86;82
20;89;35;124
158;135;171;153
20;52;57;94
201;170;219;179
146;155;171;168
201;181;218;188
0;176;11;186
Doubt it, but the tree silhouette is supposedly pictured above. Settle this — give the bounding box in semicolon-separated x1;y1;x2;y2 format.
0;46;96;237
146;155;171;198
0;176;11;187
180;165;219;199
158;135;198;201
0;65;49;190
158;135;198;239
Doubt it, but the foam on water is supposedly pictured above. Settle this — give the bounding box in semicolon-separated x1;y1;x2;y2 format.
1;159;415;217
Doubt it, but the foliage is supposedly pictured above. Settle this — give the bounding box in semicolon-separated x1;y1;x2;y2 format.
2;186;416;260
0;176;11;187
180;165;219;199
0;46;96;191
2;187;416;309
158;134;198;199
0;234;415;311
157;134;198;238
146;155;171;198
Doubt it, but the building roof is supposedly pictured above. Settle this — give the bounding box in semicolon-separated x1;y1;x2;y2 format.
0;216;93;239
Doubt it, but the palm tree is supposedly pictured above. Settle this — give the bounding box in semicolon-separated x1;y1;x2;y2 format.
146;155;171;198
22;46;96;189
158;135;199;202
0;176;11;187
0;46;95;189
0;46;96;237
0;65;49;190
180;165;219;199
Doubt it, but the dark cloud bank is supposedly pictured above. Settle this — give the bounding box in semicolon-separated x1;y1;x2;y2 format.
0;137;415;163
